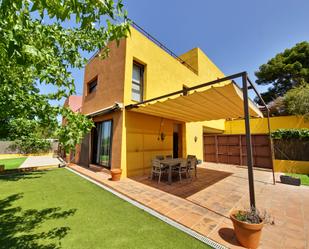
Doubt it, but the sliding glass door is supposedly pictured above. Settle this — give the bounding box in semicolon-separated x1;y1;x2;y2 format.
93;120;113;168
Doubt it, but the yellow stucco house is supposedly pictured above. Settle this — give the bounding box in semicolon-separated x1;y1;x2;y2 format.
75;23;309;177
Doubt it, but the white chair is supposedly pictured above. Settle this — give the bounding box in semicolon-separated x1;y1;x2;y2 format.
187;155;197;177
172;160;188;181
151;159;167;183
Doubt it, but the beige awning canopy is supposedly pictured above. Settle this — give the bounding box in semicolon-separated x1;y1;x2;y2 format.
126;71;274;207
128;82;263;122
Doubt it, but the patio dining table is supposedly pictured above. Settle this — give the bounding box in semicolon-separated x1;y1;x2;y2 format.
160;158;187;185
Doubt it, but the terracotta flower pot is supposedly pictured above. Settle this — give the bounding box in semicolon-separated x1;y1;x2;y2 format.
110;169;122;181
230;210;264;249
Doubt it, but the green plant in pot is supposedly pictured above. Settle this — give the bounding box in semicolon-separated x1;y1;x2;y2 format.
230;208;273;249
280;164;301;186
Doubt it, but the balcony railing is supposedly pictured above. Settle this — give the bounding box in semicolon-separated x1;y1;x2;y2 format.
88;20;198;74
130;21;198;74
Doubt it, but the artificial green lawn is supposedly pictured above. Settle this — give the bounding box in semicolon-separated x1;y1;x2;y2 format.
0;157;27;170
0;168;211;249
287;173;309;186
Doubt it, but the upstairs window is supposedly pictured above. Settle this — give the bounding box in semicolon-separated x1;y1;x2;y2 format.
132;62;144;102
88;78;97;94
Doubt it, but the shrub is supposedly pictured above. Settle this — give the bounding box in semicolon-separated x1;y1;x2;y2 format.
233;208;273;225
284;84;309;118
10;135;51;154
271;128;309;139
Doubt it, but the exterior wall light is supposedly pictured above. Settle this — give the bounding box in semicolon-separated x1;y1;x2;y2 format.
160;132;166;141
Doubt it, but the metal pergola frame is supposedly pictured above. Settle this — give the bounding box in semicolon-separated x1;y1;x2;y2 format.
126;71;275;209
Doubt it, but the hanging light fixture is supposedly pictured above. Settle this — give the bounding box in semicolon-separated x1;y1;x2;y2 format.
157;118;165;141
160;132;166;141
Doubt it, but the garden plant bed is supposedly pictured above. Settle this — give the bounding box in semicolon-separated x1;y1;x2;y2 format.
0;165;58;175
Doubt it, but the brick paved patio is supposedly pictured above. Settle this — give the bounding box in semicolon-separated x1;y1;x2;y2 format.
68;163;309;249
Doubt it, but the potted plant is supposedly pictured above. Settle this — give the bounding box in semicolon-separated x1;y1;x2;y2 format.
110;168;122;181
280;174;301;186
279;163;301;186
230;208;272;249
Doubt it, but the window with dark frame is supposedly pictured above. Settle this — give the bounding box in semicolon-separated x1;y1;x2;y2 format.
88;78;98;94
92;120;113;168
132;62;144;102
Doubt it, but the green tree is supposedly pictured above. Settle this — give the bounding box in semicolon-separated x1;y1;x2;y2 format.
255;41;309;104
0;0;130;151
284;84;309;118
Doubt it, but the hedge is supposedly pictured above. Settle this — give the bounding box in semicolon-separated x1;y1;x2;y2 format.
271;128;309;139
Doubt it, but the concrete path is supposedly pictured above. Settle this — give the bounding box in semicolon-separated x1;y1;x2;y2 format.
19;156;61;168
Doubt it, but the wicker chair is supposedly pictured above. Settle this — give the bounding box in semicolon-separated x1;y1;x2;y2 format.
151;159;167;183
172;159;188;181
187;155;198;177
